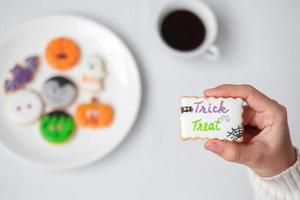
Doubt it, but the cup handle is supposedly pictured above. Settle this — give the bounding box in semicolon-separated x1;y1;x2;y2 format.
204;45;220;61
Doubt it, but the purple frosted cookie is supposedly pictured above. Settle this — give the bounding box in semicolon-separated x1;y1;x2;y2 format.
4;56;39;93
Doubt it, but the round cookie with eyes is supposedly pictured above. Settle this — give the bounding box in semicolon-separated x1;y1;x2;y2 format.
40;111;75;144
79;56;106;92
45;37;80;70
42;76;77;108
7;90;43;124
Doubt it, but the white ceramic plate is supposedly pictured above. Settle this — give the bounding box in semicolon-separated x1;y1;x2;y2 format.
0;15;141;170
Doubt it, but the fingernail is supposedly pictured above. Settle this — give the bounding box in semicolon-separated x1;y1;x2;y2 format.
204;88;215;95
203;90;211;96
204;141;223;154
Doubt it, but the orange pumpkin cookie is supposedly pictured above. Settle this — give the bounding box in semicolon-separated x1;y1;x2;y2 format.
75;98;113;128
45;37;80;70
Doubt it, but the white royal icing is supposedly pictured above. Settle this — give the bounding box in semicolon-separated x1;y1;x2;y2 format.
180;97;244;141
8;90;43;124
79;55;106;92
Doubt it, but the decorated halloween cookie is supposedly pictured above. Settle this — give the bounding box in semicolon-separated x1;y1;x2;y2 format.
45;37;80;70
8;90;43;124
4;56;39;93
42;76;77;108
40;111;75;143
79;56;106;92
75;98;113;128
180;97;244;142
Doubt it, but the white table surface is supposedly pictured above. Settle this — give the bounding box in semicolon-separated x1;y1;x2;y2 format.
0;0;299;199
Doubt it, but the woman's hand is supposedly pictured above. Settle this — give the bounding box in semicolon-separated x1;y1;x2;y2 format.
203;84;297;177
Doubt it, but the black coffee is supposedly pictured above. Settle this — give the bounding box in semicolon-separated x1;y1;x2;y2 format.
160;10;206;51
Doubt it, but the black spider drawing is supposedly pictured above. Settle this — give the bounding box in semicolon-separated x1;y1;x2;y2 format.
181;106;193;113
227;125;243;140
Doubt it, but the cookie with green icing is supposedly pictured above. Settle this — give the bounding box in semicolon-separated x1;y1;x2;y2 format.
40;111;75;143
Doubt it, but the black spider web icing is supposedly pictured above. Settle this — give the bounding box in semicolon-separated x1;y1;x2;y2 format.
226;125;243;140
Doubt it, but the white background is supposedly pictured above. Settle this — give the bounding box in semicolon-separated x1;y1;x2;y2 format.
0;0;299;199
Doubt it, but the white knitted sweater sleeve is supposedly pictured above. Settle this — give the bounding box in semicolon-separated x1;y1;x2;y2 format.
248;150;300;200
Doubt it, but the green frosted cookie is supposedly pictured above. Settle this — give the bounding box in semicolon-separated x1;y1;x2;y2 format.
40;111;75;143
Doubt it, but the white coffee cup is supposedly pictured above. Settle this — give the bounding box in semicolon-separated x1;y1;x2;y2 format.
156;0;219;60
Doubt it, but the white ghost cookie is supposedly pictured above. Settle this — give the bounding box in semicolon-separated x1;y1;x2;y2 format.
180;97;244;142
8;90;43;124
79;56;106;92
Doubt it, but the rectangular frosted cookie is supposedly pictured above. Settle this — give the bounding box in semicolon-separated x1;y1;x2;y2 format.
180;96;244;142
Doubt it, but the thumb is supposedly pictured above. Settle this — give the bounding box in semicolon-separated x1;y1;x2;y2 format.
204;139;251;165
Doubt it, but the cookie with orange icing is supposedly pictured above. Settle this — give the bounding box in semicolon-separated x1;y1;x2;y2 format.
45;37;80;70
75;98;113;129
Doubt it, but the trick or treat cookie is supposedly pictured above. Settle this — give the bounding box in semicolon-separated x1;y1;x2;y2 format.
42;76;77;108
4;56;39;93
40;111;75;144
7;90;43;124
45;37;80;70
75;98;113;128
79;56;106;92
180;97;244;142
